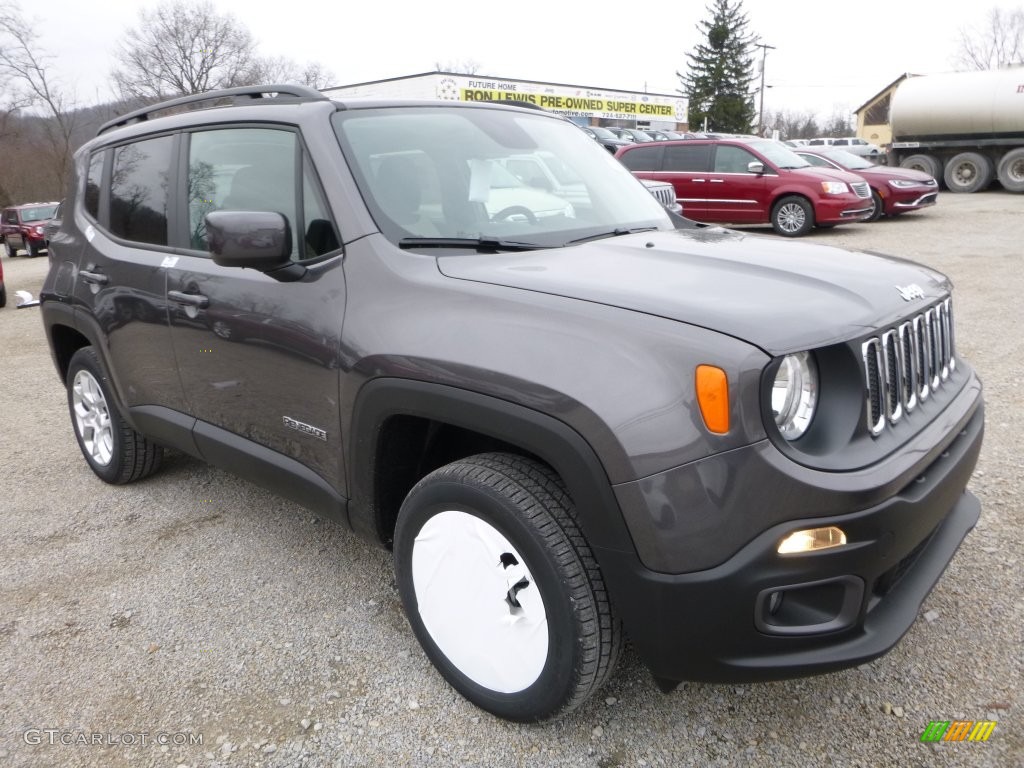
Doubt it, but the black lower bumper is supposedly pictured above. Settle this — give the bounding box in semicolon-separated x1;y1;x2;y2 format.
599;401;983;685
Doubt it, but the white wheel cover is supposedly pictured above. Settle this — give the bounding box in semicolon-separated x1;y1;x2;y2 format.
412;510;549;693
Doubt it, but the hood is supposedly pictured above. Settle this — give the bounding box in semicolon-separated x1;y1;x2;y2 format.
437;227;950;355
789;166;866;185
858;165;936;184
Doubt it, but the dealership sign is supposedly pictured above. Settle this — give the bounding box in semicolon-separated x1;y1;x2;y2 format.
435;76;686;123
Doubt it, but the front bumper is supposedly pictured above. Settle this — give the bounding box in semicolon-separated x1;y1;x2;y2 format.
814;196;872;224
889;191;938;213
599;387;983;685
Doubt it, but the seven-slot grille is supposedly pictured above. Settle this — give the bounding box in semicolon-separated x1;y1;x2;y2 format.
850;181;871;199
861;297;955;436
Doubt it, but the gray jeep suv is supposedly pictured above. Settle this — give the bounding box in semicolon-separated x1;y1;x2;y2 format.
39;86;984;722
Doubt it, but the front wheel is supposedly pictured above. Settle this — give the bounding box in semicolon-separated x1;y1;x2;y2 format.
866;190;884;222
66;347;163;484
26;239;40;258
3;239;15;258
771;195;814;237
394;453;622;722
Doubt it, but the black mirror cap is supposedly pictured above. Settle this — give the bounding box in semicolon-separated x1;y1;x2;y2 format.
206;210;292;269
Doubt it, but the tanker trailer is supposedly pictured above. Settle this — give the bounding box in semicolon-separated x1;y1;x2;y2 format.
889;68;1024;193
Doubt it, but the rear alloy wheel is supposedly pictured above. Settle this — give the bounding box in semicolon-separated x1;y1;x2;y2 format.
771;195;814;237
943;152;993;193
394;453;621;722
67;347;163;484
900;154;942;181
25;239;40;258
996;148;1024;193
866;190;884;222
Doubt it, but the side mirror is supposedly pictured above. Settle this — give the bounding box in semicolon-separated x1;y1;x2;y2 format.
747;161;765;175
205;210;305;282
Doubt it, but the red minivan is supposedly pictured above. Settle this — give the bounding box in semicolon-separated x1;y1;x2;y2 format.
616;138;873;236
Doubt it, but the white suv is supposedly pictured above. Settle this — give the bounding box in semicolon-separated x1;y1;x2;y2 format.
808;137;882;158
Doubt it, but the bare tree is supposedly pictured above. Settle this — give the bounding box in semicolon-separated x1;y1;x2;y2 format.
113;1;335;100
0;1;78;199
113;0;265;100
953;6;1024;70
434;59;483;75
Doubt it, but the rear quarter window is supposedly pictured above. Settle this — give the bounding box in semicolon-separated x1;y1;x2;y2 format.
620;146;664;172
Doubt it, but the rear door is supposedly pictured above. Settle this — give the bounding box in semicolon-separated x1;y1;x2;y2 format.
71;136;188;413
704;144;769;223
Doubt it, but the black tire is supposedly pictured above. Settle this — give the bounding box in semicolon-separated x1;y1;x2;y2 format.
996;148;1024;193
771;195;814;237
66;347;163;484
394;452;622;722
25;239;40;258
900;153;942;181
943;152;993;194
866;189;884;222
0;283;6;308
3;239;15;258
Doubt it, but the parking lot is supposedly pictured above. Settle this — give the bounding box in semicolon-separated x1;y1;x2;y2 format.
1;192;1020;767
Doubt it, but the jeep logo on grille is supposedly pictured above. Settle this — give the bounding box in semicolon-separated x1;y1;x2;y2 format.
896;283;926;301
283;416;328;441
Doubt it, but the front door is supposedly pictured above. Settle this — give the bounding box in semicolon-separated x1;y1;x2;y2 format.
703;145;768;223
165;126;346;491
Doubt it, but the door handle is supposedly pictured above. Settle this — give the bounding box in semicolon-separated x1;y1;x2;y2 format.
168;290;209;309
80;270;109;285
709;179;725;183
692;178;707;183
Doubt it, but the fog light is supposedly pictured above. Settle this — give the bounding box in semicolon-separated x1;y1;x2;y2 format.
777;526;847;554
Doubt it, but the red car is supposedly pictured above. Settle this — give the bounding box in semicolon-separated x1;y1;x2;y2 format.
794;147;938;221
1;202;60;258
616;138;873;236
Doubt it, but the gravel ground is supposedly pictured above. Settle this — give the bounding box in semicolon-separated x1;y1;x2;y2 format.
0;192;1020;768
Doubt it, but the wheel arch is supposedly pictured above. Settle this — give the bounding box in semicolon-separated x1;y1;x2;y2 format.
347;377;637;559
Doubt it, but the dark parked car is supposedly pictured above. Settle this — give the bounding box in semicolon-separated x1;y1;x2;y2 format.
1;201;60;257
617;137;874;236
580;125;630;154
795;147;938;221
607;127;655;144
39;86;982;722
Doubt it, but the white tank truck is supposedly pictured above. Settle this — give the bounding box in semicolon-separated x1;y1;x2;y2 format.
888;68;1024;193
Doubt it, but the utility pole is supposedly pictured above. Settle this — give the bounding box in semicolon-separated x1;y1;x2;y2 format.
754;42;776;135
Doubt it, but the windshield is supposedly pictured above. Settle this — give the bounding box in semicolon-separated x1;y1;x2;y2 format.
820;148;873;170
587;126;618;140
332;106;670;248
747;140;811;169
21;205;58;222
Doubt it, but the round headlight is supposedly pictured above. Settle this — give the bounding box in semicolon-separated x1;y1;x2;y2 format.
771;352;818;440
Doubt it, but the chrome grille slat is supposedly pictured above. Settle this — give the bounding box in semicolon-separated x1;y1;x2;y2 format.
862;299;955;436
850;181;871;199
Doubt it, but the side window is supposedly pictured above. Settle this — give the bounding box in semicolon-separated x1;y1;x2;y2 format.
619;146;663;172
713;145;758;174
85;151;103;220
187;127;336;261
301;154;340;259
801;154;830;168
664;144;711;172
110;136;173;246
833;139;849;146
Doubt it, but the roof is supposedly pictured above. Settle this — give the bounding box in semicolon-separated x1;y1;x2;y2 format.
853;74;918;115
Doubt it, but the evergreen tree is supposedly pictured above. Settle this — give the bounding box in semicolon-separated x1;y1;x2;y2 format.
677;0;757;133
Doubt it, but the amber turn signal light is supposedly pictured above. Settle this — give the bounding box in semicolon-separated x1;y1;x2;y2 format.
696;365;729;434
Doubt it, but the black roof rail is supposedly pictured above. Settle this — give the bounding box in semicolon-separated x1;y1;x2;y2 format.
96;84;329;136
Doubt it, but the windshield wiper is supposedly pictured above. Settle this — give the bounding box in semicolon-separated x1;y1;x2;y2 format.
565;226;658;246
398;237;548;252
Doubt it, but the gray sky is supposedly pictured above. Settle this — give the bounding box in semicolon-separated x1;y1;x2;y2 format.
22;0;1024;119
